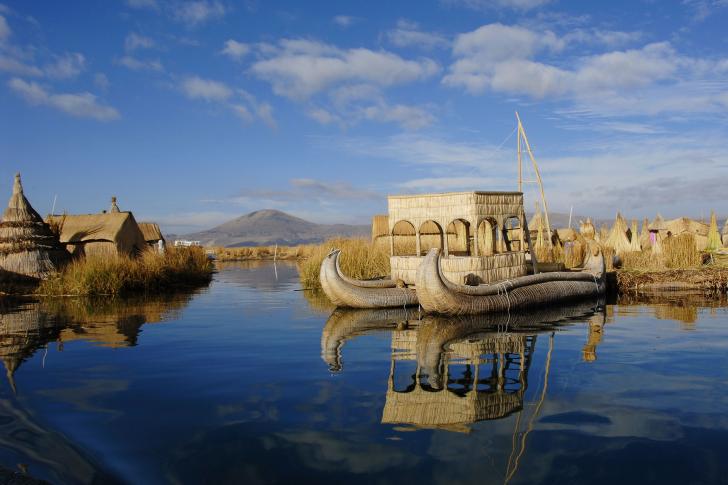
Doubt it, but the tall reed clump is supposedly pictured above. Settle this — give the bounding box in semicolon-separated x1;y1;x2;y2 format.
621;233;702;271
298;237;390;290
38;246;213;296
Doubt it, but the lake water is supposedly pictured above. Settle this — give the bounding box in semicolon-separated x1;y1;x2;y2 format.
1;261;727;484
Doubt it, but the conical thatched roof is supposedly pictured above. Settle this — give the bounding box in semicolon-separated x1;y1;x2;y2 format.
649;213;667;232
706;211;721;251
629;219;641;252
604;212;631;255
639;217;651;248
0;173;69;279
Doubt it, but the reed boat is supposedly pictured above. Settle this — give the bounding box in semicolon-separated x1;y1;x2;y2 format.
319;249;418;309
415;246;606;316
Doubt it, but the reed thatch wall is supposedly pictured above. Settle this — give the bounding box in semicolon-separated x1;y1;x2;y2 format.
138;222;164;245
391;252;527;285
0;174;69;279
48;212;147;257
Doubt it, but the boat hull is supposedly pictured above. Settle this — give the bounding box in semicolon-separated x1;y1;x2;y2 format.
319;249;418;309
415;248;606;316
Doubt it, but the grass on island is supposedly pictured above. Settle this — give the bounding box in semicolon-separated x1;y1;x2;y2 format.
213;245;316;262
38;246;214;297
298;237;390;290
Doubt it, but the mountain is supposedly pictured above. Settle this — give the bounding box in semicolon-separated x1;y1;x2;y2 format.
183;209;370;247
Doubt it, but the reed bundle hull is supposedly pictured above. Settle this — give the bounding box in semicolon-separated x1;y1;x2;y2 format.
320;250;418;309
415;249;606;316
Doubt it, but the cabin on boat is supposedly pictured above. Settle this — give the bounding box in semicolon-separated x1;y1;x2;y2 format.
386;191;531;286
49;210;147;258
381;328;534;432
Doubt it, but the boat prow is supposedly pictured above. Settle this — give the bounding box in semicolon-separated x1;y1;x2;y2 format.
319;249;418;309
415;247;605;316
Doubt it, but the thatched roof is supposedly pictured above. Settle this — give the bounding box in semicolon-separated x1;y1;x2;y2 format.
649;214;667;232
0;174;69;279
138;222;164;243
665;217;708;237
579;218;595;240
604;213;632;255
49;212;147;253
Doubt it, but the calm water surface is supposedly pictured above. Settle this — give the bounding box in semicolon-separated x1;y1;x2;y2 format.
1;261;727;484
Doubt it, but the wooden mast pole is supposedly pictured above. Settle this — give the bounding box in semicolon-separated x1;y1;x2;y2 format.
515;112;552;244
517;113;523;193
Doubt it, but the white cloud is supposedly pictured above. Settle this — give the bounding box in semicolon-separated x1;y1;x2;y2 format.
125;33;155;51
307;107;340;125
179;78;277;128
359;102;434;130
443;23;725;117
44;52;85;79
0;14;10;42
126;0;159;9
385;20;449;50
94;73;110;90
332;15;355;27
172;1;227;26
180;76;232;101
220;39;249;60
116;55;164;71
0;55;42;76
8;78;120;121
250;38;440;99
445;0;551;11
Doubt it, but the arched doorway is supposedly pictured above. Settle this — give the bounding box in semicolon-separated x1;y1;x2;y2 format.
391;220;417;256
419;220;444;255
446;219;471;256
477;218;498;256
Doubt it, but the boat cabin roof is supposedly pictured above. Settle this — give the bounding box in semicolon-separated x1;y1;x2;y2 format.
387;191;525;233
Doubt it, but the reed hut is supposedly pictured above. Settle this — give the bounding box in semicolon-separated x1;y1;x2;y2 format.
664;217;709;250
0;173;69;279
639;217;651;249
648;214;668;244
722;218;728;247
138;222;165;248
49;211;147;258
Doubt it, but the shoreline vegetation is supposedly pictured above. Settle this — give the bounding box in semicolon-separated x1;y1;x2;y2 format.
213;231;728;295
36;246;213;297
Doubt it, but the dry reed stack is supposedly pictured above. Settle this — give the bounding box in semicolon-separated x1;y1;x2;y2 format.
706;211;721;251
639;217;651;249
0;173;69;279
722;218;728;247
629;219;641;252
604;213;632;256
598;223;609;242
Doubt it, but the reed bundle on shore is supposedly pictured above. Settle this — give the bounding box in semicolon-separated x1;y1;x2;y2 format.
0;174;68;279
706;211;722;251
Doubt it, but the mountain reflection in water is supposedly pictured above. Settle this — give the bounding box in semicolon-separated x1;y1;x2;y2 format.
0;262;727;485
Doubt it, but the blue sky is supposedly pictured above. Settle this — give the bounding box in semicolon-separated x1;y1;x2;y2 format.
1;0;727;233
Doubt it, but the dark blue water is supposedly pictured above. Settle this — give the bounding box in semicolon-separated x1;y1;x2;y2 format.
1;261;727;484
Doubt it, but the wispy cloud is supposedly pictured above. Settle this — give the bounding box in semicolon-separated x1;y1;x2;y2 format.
116;55;164;71
125;32;155;51
332;15;356;28
444;0;552;11
385;20;449;50
220;39;249;60
8;77;120;121
171;0;227;26
44;52;85;79
250;38;440;99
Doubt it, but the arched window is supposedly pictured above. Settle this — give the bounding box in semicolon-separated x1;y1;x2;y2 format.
446;219;471;256
477;218;498;256
502;216;523;252
391;220;416;256
419;220;444;254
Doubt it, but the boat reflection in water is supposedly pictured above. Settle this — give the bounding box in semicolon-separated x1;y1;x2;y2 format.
322;300;605;433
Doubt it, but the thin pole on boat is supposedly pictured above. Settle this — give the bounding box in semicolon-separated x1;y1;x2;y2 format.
51;194;58;215
515;112;552;242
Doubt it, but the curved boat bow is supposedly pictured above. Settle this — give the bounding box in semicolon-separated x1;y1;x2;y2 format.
319;249;418;309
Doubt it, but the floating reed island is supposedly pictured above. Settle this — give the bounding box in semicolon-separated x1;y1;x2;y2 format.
297;203;728;302
0;173;213;297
